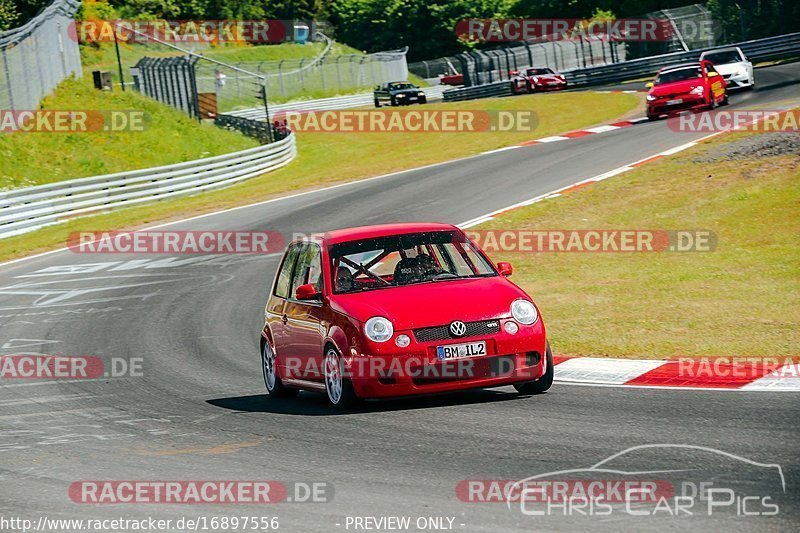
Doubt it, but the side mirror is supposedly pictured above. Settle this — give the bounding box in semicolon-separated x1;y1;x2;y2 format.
645;82;654;88
497;262;513;277
295;284;321;300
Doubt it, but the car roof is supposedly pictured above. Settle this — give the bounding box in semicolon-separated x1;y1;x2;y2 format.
312;222;459;246
700;46;742;55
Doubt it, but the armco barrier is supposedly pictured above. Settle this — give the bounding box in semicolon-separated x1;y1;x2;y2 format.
565;32;800;87
442;81;514;102
441;32;800;101
230;85;451;121
0;133;296;239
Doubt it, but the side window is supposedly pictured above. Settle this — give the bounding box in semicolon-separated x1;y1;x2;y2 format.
290;244;323;298
274;244;301;298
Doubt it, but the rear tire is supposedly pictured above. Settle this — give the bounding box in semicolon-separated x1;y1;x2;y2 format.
514;342;553;395
324;347;358;411
262;341;298;398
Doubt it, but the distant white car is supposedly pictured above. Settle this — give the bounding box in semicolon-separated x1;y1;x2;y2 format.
699;47;754;89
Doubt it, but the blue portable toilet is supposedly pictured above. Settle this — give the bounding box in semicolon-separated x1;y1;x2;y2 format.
294;23;310;45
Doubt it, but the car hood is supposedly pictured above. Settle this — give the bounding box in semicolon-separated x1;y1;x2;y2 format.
535;74;564;82
330;276;528;330
712;63;744;75
649;79;703;97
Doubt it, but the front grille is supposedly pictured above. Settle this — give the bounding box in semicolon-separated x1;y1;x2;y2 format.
413;319;501;343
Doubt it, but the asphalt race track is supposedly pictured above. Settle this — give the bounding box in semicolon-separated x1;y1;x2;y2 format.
1;62;799;532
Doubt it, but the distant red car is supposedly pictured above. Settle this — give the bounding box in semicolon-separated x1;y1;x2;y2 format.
261;223;551;410
646;60;728;120
511;67;567;93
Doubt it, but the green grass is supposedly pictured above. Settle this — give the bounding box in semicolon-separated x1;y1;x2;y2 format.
479;130;799;358
0;91;639;261
81;41;351;77
0;76;257;189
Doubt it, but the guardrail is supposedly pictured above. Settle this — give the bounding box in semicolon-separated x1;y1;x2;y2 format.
564;32;800;87
438;32;800;101
0;134;297;239
442;81;514;102
230;85;451;121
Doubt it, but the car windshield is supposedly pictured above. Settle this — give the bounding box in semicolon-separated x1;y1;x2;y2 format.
388;82;415;90
526;68;553;75
655;66;702;85
330;231;496;294
703;51;742;65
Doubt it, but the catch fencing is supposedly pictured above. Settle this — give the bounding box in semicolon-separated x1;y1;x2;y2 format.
443;31;800;99
456;38;625;87
0;133;297;239
565;31;800;87
0;0;82;113
199;41;411;104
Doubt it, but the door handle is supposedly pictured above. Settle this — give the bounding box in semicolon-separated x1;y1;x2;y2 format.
282;314;288;324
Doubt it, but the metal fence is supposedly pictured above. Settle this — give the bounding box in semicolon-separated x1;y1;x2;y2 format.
0;133;297;239
456;38;625;87
133;56;201;119
200;41;411;104
0;0;82;113
564;31;800;87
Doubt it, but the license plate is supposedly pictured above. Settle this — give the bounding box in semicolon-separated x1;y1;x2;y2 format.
666;98;683;105
437;341;486;361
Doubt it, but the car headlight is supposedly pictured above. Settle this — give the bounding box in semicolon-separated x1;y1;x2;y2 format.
690;86;704;95
532;77;539;83
418;91;425;96
511;299;538;325
396;94;406;98
646;94;656;101
365;317;393;343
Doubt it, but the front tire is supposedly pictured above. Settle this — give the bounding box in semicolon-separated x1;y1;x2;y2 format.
514;342;554;395
324;347;358;410
262;341;298;398
374;98;381;108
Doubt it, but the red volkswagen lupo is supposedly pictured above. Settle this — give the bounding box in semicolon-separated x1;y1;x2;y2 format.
261;223;552;409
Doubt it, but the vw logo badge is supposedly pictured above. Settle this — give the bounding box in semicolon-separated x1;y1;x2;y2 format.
449;320;466;337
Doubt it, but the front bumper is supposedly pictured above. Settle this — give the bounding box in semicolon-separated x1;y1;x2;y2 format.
723;72;753;88
647;94;708;117
394;95;426;105
535;81;567;91
345;319;547;398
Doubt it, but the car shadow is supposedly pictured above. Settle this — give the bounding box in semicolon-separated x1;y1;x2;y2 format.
207;388;527;416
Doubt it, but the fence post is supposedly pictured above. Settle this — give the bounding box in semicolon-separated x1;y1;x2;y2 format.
1;49;14;110
278;60;285;97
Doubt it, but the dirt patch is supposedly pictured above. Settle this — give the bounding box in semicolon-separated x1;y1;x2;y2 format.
696;132;800;162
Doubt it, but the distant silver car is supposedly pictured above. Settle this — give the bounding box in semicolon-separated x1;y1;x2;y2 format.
699;47;754;89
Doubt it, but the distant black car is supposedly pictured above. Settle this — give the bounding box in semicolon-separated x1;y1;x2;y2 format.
373;82;427;107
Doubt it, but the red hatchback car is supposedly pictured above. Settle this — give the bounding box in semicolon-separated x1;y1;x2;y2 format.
646;60;728;120
261;223;552;409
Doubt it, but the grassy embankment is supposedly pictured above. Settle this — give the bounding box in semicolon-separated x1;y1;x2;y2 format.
479;128;798;358
0;90;640;261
